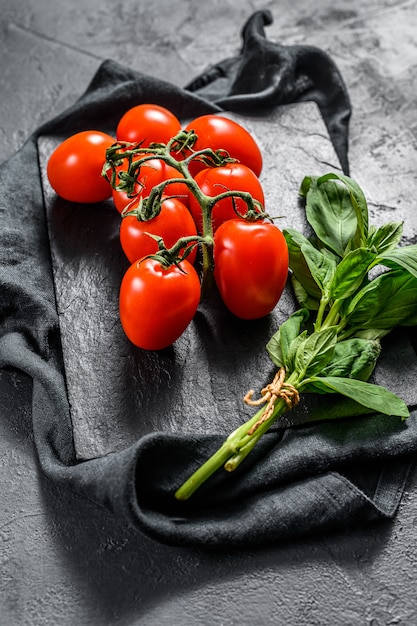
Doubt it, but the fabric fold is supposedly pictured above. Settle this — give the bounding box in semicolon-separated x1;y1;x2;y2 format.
186;10;352;174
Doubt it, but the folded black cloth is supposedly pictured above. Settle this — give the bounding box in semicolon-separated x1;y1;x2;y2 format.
1;11;416;548
186;10;352;175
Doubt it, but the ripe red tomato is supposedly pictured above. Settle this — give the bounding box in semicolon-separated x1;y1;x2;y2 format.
116;104;181;146
119;257;201;350
188;163;265;233
120;197;198;265
184;114;263;177
112;157;189;213
214;219;288;320
47;130;114;203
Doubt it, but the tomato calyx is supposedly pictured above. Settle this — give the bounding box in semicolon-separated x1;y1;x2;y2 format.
103;142;158;200
121;196;162;222
142;233;211;271
104;136;267;224
169;129;236;169
188;148;235;170
103;136;229;291
206;188;267;222
103;132;236;198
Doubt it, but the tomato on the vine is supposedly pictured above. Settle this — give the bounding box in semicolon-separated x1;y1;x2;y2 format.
184;114;263;177
112;156;189;213
47;130;114;203
116;104;181;147
213;219;288;320
119;257;201;350
188;163;265;233
120;197;198;265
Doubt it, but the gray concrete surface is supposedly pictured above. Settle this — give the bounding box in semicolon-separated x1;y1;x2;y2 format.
1;1;417;624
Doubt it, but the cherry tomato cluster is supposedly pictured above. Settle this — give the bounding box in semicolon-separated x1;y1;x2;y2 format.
47;104;289;351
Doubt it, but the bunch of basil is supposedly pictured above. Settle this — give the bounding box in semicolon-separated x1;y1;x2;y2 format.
175;173;417;500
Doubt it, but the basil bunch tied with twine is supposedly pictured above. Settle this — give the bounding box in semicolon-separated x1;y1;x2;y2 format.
175;172;417;501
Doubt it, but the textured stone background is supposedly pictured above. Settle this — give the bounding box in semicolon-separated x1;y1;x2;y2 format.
1;1;417;624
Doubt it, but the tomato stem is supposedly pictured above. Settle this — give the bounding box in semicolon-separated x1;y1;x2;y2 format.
143;233;212;270
103;133;266;296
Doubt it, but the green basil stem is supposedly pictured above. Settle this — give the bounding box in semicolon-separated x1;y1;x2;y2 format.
314;296;345;333
320;299;344;330
174;400;288;500
173;170;416;502
314;297;330;330
224;397;289;471
175;373;299;501
174;406;265;501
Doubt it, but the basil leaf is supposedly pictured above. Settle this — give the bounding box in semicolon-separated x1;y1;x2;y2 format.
329;248;375;300
299;175;312;197
354;328;391;340
378;244;417;279
303;174;368;257
284;228;322;298
265;330;284;368
295;327;338;378
322;247;340;264
291;276;320;310
304;376;409;418
346;269;417;329
305;178;356;257
302;243;336;296
317;173;369;245
320;338;381;381
285;330;308;373
279;309;309;367
292;393;376;422
367;222;403;253
266;309;310;369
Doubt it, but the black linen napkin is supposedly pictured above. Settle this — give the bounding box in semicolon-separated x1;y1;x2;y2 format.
1;11;416;548
186;10;352;175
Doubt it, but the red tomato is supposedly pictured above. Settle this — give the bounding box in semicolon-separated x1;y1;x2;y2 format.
120;197;198;265
119;257;201;350
112;157;189;213
188;164;265;233
184;115;263;177
214;219;288;320
116;104;181;147
47;130;114;203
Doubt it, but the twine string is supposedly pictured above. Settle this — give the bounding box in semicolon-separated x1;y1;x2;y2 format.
244;368;299;435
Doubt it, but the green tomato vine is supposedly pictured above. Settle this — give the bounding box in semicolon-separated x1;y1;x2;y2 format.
102;130;266;295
